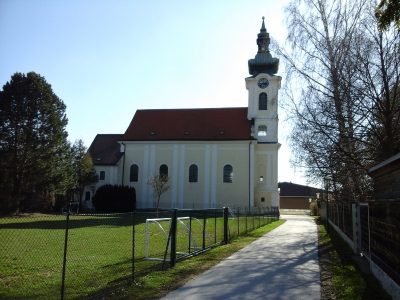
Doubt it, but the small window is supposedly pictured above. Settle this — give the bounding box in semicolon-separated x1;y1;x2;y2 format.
159;164;168;177
257;125;267;137
130;164;139;182
261;197;265;202
223;165;233;183
259;93;268;110
99;171;105;180
85;191;91;201
189;164;198;182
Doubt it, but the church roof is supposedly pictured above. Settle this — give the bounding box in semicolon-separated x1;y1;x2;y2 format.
88;134;124;165
123;107;252;141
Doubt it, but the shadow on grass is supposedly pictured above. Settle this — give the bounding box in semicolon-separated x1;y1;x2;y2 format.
80;260;168;300
0;211;230;230
0;212;169;230
0;216;131;230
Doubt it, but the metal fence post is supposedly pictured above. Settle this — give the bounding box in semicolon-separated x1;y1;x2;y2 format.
202;210;206;249
188;211;192;254
132;211;135;281
214;209;217;244
237;208;240;236
245;209;248;233
351;203;358;253
367;204;371;259
252;209;255;230
170;209;177;267
223;207;229;244
61;212;70;300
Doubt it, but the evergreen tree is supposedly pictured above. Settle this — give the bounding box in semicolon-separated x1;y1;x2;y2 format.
0;72;71;213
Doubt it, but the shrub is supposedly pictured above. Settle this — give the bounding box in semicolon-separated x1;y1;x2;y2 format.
92;185;136;212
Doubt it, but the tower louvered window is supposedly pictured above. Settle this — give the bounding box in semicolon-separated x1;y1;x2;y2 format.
259;93;268;110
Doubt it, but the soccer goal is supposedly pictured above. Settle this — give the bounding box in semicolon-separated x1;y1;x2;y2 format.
145;216;203;261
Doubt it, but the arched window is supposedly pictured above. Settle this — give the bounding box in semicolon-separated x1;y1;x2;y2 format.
189;164;198;182
130;164;139;182
223;164;233;183
257;125;267;137
159;164;168;177
259;93;268;110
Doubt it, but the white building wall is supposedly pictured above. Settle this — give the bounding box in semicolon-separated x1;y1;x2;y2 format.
84;139;280;211
254;143;280;208
121;141;254;209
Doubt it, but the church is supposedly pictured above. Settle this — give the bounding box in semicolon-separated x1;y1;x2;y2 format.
83;18;281;210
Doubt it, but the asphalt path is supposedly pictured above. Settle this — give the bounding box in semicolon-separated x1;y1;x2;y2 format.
162;215;320;300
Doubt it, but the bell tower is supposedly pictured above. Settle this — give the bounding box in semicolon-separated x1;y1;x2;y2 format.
246;17;281;208
246;17;281;143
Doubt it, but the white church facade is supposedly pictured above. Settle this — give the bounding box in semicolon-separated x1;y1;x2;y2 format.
83;19;281;210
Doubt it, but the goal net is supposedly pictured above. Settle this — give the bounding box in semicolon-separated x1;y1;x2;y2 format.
145;216;203;261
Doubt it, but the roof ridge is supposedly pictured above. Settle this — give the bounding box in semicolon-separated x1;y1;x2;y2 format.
136;107;247;112
96;133;123;136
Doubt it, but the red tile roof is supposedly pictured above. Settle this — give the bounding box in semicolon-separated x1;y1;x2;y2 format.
123;107;252;141
88;134;124;165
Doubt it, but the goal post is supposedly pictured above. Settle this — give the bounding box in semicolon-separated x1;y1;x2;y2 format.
145;216;203;261
145;217;171;260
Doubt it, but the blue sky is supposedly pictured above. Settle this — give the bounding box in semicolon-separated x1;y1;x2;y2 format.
0;0;310;186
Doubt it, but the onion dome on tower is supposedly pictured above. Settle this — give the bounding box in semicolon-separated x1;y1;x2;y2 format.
248;17;279;76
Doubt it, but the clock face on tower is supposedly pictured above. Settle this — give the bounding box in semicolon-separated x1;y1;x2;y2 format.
257;78;269;89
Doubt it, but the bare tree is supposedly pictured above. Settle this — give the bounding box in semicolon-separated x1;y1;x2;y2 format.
282;0;400;202
148;174;170;214
351;9;400;163
282;0;369;201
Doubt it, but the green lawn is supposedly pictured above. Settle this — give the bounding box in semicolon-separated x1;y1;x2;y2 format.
1;214;134;299
0;213;278;299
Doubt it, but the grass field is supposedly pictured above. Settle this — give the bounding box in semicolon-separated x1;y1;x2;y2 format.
0;212;276;299
1;214;132;299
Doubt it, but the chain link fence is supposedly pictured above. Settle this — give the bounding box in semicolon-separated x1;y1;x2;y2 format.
0;206;279;299
0;214;65;299
228;207;280;240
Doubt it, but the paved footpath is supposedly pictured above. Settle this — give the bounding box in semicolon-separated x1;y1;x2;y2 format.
162;215;320;300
